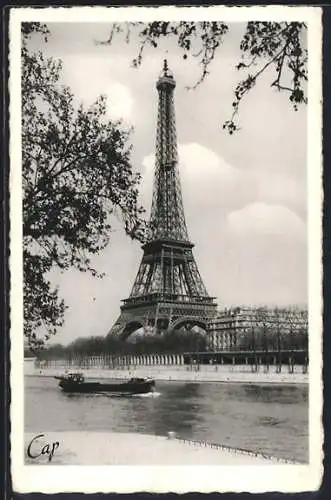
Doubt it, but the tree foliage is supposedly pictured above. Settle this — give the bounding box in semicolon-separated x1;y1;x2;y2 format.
39;328;208;359
22;23;145;351
98;21;307;133
234;306;308;352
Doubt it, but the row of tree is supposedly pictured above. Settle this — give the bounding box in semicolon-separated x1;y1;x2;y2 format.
35;309;308;359
215;306;308;352
235;325;308;352
36;329;208;359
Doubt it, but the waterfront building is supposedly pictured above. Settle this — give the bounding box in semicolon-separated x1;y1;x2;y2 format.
208;306;308;352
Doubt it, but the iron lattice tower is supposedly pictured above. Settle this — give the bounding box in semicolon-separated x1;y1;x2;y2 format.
109;61;217;339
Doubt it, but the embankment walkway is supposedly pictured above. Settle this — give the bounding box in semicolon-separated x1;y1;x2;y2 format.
25;361;308;384
24;431;298;465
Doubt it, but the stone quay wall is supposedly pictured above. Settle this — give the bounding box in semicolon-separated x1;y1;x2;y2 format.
35;353;308;373
28;354;309;384
36;353;186;369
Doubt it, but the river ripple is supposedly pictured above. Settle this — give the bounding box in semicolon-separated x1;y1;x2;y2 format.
25;375;308;462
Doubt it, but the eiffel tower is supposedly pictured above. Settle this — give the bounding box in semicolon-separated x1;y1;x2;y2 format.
109;60;217;339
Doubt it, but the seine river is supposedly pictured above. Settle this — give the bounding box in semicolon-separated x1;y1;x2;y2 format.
25;376;308;463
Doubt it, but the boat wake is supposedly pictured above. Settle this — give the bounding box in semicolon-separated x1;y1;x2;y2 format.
66;391;161;399
132;391;161;398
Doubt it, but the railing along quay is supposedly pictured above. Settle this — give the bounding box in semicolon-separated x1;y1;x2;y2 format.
173;436;300;464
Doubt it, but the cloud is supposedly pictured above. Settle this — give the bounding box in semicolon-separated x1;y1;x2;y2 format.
253;170;306;214
105;82;134;120
61;55;134;121
179;142;239;188
220;203;307;306
227;202;306;239
140;142;255;218
139;144;306;256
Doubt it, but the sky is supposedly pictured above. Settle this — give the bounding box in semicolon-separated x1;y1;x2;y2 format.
28;22;307;345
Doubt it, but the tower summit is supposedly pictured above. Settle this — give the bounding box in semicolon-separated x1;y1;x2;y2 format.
150;59;189;242
109;61;217;338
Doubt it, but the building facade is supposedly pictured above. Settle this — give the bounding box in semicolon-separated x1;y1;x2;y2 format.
208;306;308;352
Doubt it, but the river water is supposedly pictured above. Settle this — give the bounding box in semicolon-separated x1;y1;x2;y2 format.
25;376;308;463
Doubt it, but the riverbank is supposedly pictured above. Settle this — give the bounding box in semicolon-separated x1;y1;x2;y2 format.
25;364;308;384
24;431;297;465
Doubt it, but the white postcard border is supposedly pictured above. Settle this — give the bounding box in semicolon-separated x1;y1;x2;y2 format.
9;5;323;493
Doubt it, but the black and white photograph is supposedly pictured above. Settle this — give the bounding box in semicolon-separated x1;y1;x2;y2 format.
10;5;322;494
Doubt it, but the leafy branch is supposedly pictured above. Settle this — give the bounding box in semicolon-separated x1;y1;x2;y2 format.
223;22;307;133
22;22;147;349
97;21;307;134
